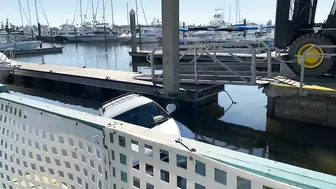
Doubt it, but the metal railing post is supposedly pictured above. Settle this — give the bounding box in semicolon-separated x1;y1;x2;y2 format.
300;44;316;96
265;43;272;77
251;48;257;84
149;48;158;81
245;43;257;85
300;53;306;96
214;45;217;60
194;47;198;82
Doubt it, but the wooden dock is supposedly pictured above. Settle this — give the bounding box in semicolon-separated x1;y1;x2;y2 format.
1;47;63;56
8;62;224;105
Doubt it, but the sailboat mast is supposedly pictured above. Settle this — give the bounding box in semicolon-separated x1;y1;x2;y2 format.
80;0;83;25
91;0;95;23
135;0;139;25
102;0;105;23
126;2;129;25
139;0;147;25
235;0;240;24
229;6;231;24
27;0;32;26
18;0;24;26
34;0;39;24
110;0;114;26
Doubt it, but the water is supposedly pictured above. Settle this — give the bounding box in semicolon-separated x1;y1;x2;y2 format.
12;43;336;176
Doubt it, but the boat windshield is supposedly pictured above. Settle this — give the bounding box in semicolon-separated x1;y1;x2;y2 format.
113;102;170;128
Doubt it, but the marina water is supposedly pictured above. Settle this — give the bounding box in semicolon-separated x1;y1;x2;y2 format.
12;42;336;176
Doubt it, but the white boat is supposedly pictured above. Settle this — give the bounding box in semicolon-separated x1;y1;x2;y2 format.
0;39;41;50
209;8;228;27
137;29;161;43
0;52;21;83
55;23;119;42
116;29;161;44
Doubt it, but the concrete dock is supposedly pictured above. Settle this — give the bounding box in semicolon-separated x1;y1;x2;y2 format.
259;76;336;127
1;47;63;56
7;62;223;106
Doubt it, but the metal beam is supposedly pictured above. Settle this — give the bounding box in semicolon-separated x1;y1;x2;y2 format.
161;0;180;95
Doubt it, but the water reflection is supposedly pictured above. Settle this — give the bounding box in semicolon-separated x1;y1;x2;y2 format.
15;43;160;71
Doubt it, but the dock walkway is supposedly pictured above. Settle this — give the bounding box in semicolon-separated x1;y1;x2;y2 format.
11;62;223;103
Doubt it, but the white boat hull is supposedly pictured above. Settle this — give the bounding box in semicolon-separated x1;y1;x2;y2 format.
137;37;160;43
0;41;41;50
55;35;118;42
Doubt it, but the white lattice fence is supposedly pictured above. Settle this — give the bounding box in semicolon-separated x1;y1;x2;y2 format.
0;94;109;189
104;122;299;189
0;92;299;189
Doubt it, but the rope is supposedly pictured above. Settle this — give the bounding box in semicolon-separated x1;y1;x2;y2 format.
223;89;237;104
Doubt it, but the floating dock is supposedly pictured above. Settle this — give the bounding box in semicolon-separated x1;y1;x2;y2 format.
8;62;223;106
1;47;63;56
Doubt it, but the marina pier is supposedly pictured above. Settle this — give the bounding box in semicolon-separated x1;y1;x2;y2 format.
2;0;336;188
8;62;223;106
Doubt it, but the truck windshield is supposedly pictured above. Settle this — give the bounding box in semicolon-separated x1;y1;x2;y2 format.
113;102;170;128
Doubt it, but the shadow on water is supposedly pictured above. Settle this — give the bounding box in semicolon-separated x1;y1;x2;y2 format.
7;84;336;176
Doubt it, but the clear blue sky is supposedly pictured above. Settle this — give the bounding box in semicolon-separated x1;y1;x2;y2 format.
1;0;333;27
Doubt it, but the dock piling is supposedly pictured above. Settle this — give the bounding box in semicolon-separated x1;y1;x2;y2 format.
37;23;42;48
162;0;180;95
130;10;137;53
138;24;142;50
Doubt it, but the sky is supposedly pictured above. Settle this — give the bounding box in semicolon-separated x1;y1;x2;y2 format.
1;0;334;27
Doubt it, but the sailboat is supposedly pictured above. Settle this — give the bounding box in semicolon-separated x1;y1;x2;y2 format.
0;32;41;50
0;39;41;50
54;0;119;42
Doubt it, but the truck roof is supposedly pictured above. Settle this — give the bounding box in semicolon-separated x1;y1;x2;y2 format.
100;93;153;119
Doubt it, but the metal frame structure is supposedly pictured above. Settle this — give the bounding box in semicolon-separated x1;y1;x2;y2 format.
300;45;336;95
148;41;273;86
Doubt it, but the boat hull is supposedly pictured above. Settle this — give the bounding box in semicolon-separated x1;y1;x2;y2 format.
0;41;41;50
137;37;160;43
55;35;118;42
